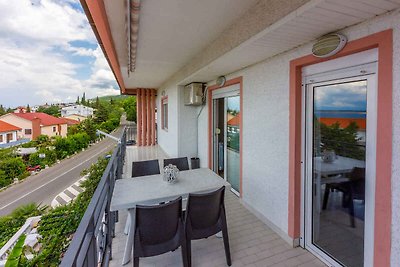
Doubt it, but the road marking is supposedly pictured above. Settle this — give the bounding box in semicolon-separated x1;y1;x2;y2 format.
59;192;72;202
0;144;114;211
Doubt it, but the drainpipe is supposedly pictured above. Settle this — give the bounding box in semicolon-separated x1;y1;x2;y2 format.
193;85;209;167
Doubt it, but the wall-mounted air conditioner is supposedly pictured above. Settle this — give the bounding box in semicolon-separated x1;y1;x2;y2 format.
184;83;204;106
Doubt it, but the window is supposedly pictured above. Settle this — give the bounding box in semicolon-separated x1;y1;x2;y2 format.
161;96;168;130
53;126;56;132
0;135;3;143
25;129;32;135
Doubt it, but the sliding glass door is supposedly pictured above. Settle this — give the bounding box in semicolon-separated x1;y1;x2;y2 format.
212;85;240;195
304;66;377;267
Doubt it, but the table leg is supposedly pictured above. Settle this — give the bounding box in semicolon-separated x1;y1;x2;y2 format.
122;209;135;265
124;212;131;235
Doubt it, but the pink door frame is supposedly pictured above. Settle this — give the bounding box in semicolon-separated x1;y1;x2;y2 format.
288;29;393;266
208;77;243;197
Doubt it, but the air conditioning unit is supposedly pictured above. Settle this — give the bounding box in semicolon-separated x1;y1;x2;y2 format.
184;83;204;106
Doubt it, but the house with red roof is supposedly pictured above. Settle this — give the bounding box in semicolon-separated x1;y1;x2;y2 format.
0;121;21;145
0;112;67;140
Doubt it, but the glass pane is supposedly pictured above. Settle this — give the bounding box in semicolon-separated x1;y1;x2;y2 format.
312;80;367;267
226;96;240;193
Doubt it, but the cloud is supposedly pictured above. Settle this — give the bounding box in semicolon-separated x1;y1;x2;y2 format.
0;0;119;107
314;81;367;111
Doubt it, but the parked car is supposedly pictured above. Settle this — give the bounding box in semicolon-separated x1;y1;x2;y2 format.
26;165;41;172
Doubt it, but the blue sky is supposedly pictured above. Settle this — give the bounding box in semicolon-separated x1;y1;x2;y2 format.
0;0;119;107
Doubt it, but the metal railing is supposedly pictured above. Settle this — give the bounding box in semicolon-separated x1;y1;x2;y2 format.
60;128;127;267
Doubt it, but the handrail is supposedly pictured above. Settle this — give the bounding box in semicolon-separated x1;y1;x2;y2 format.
60;127;127;267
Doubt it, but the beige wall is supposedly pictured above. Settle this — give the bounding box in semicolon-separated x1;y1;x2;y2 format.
41;124;67;138
0;114;33;140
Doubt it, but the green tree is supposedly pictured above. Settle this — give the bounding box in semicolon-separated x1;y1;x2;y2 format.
0;105;5;115
26;104;31;113
94;103;110;124
81;92;86;106
0;158;28;186
79;118;97;141
316;120;365;160
122;96;137;122
95;96;100;109
37;106;60;117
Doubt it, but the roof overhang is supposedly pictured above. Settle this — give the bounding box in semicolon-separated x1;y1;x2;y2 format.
81;0;400;94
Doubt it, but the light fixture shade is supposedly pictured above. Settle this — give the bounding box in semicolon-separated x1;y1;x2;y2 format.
312;33;347;58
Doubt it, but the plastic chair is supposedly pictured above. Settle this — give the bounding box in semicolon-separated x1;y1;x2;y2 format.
184;186;231;266
164;157;189;171
133;197;188;267
132;159;160;177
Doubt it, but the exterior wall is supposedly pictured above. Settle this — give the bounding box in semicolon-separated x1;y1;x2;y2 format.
41;124;67;138
177;85;200;159
61;105;93;117
0;115;33;140
197;9;400;262
156;84;179;157
159;9;400;265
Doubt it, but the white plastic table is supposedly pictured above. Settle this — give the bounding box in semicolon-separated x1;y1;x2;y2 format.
110;168;230;265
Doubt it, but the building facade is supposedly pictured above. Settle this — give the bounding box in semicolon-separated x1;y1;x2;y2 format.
82;1;400;266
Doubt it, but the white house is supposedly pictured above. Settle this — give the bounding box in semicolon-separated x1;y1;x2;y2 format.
60;105;94;118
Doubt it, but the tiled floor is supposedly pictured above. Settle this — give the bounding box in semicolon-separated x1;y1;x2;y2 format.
110;145;326;267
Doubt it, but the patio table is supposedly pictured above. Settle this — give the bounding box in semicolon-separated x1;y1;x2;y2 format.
313;156;366;212
110;167;230;265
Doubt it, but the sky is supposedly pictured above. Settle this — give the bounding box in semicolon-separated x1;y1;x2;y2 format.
314;80;367;111
0;0;120;108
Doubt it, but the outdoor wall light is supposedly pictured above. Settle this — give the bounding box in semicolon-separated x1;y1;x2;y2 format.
312;33;347;58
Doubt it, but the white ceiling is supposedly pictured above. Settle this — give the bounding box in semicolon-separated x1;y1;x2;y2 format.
104;0;400;89
183;0;400;84
104;0;259;88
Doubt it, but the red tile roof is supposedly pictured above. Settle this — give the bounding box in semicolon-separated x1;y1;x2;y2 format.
227;113;240;126
0;120;21;133
60;118;80;126
12;112;66;126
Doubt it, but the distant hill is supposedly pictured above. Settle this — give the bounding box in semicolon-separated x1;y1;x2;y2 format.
90;95;129;102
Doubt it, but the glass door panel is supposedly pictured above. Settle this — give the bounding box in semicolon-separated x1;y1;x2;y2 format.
226;96;240;193
308;79;368;267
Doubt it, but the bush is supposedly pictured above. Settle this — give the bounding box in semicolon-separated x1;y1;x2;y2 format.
28;157;109;265
28;148;57;168
0;158;28;187
0;203;45;248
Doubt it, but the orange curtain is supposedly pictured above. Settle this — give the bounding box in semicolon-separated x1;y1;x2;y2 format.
136;89;156;146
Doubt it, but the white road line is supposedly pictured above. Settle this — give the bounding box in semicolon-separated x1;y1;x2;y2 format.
68;187;80;196
59;192;72;202
0;144;114;211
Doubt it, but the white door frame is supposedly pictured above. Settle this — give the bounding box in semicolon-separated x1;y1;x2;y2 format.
301;55;377;266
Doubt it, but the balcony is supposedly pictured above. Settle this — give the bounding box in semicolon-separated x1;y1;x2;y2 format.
61;127;324;267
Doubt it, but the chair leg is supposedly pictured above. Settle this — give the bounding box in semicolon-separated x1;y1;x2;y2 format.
133;257;139;267
322;185;330;210
349;196;356;228
186;239;192;267
221;210;232;266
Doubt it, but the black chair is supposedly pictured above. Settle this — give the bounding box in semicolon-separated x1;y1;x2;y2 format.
133;197;188;267
322;167;365;227
132;159;160;177
184;186;231;266
164;157;189;171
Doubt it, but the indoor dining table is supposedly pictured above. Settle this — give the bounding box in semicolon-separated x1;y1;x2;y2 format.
110;167;230;265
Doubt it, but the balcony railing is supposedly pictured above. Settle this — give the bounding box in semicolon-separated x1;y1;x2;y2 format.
60;127;127;267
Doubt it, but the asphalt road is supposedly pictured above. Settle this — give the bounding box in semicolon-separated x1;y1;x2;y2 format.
0;126;124;217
